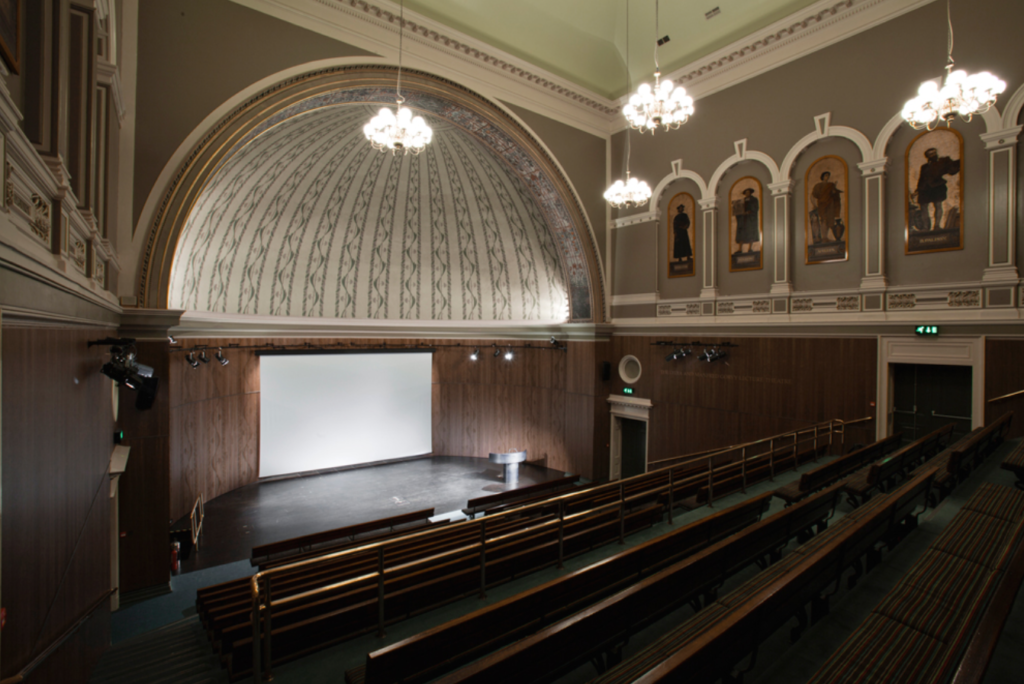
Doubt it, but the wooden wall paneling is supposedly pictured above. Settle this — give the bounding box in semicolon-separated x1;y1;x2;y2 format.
431;381;448;455
565;341;596;396
116;435;169;593
1;327;114;682
611;336;654;399
564;392;596;478
985;339;1024;439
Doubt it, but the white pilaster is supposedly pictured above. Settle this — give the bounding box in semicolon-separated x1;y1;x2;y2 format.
698;197;719;299
858;158;889;291
768;180;794;295
981;127;1022;283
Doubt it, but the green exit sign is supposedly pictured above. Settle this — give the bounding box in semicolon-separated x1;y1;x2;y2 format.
623;387;634;395
915;325;939;336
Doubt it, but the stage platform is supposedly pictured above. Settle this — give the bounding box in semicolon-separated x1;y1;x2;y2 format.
172;455;570;573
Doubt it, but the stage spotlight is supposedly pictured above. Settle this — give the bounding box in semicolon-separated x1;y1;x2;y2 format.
504;347;514;361
198;350;209;364
95;339;160;410
469;348;480;361
549;336;558;345
168;335;177;344
215;348;229;366
187;352;200;369
665;349;679;361
494;347;501;357
698;348;711;362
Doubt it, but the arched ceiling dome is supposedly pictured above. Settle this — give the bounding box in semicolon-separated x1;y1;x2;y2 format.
169;100;571;321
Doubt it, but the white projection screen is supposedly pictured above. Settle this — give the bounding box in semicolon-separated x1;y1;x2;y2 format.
259;351;433;478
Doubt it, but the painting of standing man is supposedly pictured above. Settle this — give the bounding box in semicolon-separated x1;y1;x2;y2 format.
729;177;763;272
805;155;849;264
905;128;963;254
667;192;696;277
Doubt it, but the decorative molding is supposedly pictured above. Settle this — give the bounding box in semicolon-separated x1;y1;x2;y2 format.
612;212;656;229
887;293;916;310
717;301;735;315
752;299;771;314
792;298;814;312
947;290;982;308
30;194;51;243
611;293;658;307
836;296;860;311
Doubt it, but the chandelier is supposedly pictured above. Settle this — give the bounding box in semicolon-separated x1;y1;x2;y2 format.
623;0;693;133
901;0;1005;131
605;0;651;209
364;0;432;154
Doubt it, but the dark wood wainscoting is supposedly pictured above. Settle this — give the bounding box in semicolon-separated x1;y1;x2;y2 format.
985;339;1024;439
1;325;115;684
609;336;878;463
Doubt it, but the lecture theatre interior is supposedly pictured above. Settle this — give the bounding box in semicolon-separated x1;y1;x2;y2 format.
5;0;1024;682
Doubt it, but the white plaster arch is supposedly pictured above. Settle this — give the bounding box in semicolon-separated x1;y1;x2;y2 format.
707;139;782;196
779;113;873;181
127;56;607;312
873;111;907;160
1000;82;1024;129
648;167;710;214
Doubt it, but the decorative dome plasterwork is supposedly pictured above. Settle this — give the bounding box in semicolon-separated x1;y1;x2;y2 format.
140;66;604;323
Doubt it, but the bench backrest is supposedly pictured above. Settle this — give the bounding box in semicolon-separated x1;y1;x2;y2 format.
464;474;580;514
798;433;902;492
364;492;774;684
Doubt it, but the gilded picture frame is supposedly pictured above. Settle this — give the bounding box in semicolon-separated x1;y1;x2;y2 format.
667;191;696;278
729;177;763;272
905;127;964;255
804;155;849;264
0;0;18;75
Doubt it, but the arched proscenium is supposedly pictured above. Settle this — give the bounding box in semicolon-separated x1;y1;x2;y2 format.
138;66;604;322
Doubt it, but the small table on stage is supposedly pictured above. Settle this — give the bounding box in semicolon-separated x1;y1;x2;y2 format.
489;450;527;487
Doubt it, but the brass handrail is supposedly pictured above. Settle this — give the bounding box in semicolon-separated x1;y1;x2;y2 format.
190;493;205;549
0;588;117;684
987;388;1024;403
247;414;872;682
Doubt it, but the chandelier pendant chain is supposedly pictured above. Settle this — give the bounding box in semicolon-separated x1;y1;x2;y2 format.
622;0;694;134
363;0;433;155
604;0;652;209
900;0;1004;131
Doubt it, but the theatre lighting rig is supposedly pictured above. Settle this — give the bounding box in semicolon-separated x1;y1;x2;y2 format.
89;337;160;410
654;341;737;364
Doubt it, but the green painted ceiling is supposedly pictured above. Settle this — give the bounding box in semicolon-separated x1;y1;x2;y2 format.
404;0;824;99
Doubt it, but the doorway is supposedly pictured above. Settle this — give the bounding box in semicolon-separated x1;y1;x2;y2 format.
620;418;648;478
891;363;973;443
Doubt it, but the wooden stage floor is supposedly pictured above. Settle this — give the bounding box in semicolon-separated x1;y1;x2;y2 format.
172;455;569;573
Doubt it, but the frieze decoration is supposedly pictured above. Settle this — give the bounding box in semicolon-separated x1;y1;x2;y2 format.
70;235;87;271
31;194;51;243
752;300;770;313
836;296;860;311
888;293;916;309
947;290;981;308
94;259;106;287
792;298;814;312
717;301;735;314
686;303;701;315
657;304;672;316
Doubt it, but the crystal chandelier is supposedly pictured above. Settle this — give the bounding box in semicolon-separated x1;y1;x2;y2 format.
901;0;1005;131
364;0;432;154
606;0;651;209
623;0;693;133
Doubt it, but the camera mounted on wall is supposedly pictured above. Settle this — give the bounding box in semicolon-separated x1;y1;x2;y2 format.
89;337;159;410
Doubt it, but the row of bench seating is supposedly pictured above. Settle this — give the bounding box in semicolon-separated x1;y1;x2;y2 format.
774;432;904;505
344;492;778;684
1000;436;1024;490
203;498;666;679
429;470;934;684
913;412;1012;505
843;423;954;507
807;480;1024;684
461;474;581;517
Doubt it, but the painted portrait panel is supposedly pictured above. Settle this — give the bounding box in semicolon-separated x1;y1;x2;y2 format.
729;177;762;272
0;0;18;74
667;192;696;278
804;155;849;264
905;128;963;255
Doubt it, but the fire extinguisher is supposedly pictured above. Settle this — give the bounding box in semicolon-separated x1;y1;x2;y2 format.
171;540;180;573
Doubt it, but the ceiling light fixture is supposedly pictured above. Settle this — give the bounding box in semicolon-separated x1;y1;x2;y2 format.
470;348;480;361
364;0;432;155
494;346;501;358
605;0;652;209
198;350;209;364
623;0;694;134
504;347;514;361
901;0;1004;130
215;348;230;366
187;352;200;369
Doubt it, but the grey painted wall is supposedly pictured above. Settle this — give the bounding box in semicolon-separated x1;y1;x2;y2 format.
133;0;373;231
503;102;609;272
609;0;1024;302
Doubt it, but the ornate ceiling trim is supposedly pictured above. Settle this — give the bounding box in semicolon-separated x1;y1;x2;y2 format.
138;65;606;323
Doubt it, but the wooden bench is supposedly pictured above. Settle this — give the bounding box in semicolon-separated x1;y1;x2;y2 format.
581;468;937;684
345;493;775;684
249;508;436;567
461;474;580;517
216;503;666;680
428;481;853;684
1000;438;1024;490
774;433;903;505
844;423;954;507
806;481;1024;684
916;412;1012;503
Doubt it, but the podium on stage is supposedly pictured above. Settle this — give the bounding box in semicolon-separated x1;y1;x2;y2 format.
489;450;527;487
